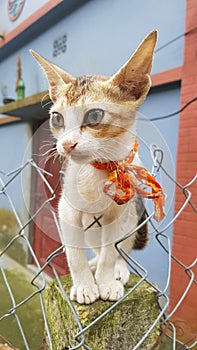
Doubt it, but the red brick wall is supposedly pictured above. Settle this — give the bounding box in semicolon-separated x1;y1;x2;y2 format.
169;0;197;345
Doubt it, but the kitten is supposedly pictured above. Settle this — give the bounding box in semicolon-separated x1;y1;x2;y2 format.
30;30;157;304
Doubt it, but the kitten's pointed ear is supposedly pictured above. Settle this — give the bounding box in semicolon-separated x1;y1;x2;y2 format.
30;50;75;102
110;30;157;104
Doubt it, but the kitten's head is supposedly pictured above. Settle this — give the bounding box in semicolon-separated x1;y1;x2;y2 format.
30;30;157;164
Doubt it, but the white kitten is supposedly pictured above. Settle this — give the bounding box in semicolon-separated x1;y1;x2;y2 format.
30;30;158;304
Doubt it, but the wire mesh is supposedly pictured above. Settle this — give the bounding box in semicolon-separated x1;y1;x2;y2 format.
0;146;196;350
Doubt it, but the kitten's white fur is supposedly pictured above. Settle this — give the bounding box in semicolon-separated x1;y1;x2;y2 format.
59;163;138;303
30;30;157;304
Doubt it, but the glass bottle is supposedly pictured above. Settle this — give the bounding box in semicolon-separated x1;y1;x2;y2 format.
16;55;25;100
16;78;25;100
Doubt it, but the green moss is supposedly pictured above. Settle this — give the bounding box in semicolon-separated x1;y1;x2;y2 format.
44;274;161;349
0;208;26;265
0;269;44;350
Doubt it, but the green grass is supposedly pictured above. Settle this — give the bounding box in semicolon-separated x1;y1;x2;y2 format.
0;209;26;265
0;269;44;349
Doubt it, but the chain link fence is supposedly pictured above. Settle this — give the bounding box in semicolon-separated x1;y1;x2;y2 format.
0;144;196;349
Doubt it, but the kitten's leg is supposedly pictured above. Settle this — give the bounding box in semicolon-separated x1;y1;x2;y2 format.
115;257;130;285
88;254;99;274
114;236;136;285
66;246;99;304
115;199;148;285
95;243;124;301
84;212;123;300
84;219;101;275
59;200;99;304
94;219;124;301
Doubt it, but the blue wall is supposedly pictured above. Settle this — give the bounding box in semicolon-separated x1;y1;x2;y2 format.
0;122;32;216
134;84;181;290
0;0;186;99
28;0;185;77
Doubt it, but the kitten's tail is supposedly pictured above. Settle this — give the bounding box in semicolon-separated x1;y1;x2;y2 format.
133;197;149;250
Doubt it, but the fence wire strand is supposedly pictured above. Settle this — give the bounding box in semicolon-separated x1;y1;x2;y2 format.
0;147;196;350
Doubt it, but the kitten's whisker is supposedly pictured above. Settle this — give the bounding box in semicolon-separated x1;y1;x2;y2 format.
43;153;58;166
32;148;56;159
41;94;52;109
39;147;56;157
37;149;58;166
52;152;60;165
92;149;113;162
41;140;54;146
94;146;117;159
42;140;53;143
39;143;55;152
42;101;52;109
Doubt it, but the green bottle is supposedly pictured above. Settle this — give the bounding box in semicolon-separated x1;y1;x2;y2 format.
16;55;25;100
17;78;25;100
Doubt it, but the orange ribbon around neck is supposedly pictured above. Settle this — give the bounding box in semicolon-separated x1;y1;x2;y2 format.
91;139;165;221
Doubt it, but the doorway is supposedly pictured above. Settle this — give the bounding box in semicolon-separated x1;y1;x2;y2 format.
32;119;69;276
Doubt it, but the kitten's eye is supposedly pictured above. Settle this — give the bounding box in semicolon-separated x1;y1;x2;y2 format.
83;109;104;127
51;112;64;129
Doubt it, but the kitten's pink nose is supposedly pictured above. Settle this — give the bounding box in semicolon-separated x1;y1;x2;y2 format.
62;141;78;153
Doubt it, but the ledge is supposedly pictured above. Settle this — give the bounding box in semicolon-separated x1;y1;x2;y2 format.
151;66;182;87
0;116;21;125
0;90;51;120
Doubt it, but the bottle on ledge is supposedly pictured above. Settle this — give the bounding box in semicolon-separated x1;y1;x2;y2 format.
16;55;25;100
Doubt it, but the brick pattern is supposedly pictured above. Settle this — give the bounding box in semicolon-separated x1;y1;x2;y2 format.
169;0;197;344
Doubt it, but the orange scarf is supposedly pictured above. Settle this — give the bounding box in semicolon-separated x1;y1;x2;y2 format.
91;139;165;221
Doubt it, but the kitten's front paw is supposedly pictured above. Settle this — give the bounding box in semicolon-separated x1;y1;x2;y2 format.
114;260;130;285
98;280;124;301
70;284;99;304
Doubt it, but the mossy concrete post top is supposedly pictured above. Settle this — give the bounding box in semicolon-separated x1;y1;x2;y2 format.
44;274;161;350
